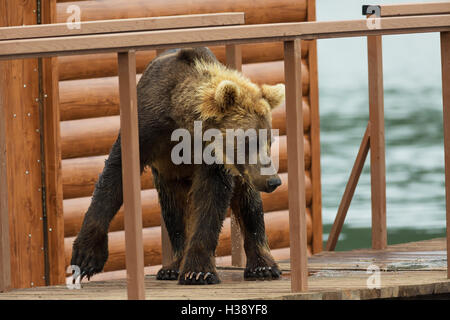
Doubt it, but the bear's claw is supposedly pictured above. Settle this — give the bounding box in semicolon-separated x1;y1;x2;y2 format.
178;271;220;285
70;230;108;283
156;268;179;280
244;266;282;280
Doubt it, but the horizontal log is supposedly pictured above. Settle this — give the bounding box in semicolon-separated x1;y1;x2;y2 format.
62;155;154;200
56;0;307;25
63;171;312;237
244;60;309;93
64;188;160;237
58;42;308;81
61;116;119;159
272;98;310;136
64;208;313;272
61;135;311;199
59;59;309;121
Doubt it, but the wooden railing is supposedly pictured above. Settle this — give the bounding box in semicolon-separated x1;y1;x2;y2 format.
326;2;450;253
0;2;449;299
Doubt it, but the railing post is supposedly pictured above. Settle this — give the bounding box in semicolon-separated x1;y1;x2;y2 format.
155;48;175;268
284;39;308;292
440;31;450;279
118;50;145;300
225;44;246;268
367;35;387;250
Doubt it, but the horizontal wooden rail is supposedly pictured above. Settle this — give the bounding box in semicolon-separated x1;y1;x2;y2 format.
0;13;245;40
363;2;450;17
0;15;449;60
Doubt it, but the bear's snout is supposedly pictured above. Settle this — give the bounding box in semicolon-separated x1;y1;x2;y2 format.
266;176;282;193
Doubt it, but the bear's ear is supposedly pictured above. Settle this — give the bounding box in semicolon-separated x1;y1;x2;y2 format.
215;80;240;111
261;83;285;109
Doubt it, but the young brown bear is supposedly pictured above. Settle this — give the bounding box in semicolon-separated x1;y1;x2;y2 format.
71;47;285;285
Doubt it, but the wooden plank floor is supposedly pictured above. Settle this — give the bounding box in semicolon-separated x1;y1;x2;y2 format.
0;238;448;300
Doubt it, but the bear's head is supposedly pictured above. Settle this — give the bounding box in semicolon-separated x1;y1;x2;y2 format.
194;60;285;193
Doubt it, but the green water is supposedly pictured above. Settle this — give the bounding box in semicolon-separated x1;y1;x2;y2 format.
316;0;447;250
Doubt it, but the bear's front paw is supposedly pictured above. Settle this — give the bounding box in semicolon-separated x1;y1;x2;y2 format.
244;265;282;281
178;271;220;285
70;229;108;282
156;268;179;281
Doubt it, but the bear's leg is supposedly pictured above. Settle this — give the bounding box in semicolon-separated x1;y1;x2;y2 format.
179;165;234;285
152;168;190;281
71;135;151;280
230;180;282;281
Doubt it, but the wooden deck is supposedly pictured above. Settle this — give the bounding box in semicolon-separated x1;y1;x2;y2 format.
0;238;448;300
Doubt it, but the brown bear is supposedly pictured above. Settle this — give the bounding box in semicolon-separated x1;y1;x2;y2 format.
71;47;285;285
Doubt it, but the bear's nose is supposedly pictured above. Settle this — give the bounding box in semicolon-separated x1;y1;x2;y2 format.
266;177;282;193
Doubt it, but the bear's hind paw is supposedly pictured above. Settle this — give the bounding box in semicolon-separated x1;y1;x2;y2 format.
178;271;220;285
244;266;282;281
156;268;179;281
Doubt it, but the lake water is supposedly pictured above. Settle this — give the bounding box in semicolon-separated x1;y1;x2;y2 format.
316;0;447;250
